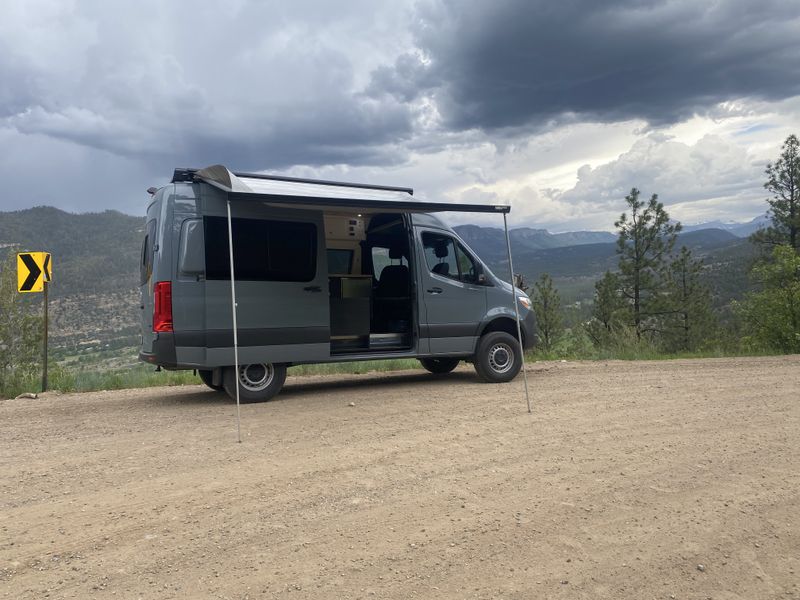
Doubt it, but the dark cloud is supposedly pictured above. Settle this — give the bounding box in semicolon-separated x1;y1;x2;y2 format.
1;0;799;227
373;0;800;131
0;1;415;172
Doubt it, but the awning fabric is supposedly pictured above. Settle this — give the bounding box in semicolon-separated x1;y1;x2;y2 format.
178;165;510;214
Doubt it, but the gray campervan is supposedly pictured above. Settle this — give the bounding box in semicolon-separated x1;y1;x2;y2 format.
139;166;536;402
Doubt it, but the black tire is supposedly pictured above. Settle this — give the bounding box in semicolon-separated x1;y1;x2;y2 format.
198;369;225;392
419;357;460;374
473;332;522;383
222;363;287;403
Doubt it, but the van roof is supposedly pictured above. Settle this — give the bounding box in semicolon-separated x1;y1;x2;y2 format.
172;165;510;214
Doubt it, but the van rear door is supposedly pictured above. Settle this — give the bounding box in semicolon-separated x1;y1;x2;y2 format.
139;216;158;355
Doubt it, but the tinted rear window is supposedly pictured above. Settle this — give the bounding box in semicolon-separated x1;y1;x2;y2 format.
139;219;157;286
204;216;317;282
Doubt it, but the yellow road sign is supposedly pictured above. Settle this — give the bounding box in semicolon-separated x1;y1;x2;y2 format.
17;252;52;293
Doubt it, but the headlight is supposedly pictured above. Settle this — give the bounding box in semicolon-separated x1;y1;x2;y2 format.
517;295;531;310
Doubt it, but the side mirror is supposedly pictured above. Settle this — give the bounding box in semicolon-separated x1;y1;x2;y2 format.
477;273;487;285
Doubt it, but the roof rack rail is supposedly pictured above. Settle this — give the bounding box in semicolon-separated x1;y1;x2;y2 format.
171;168;413;195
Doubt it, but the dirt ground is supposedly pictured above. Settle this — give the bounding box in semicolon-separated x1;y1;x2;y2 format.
1;356;799;600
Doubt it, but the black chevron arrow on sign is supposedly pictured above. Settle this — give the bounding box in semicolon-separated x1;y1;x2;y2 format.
43;253;51;281
20;253;41;291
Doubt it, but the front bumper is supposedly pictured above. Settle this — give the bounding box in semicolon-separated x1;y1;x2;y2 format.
520;309;538;350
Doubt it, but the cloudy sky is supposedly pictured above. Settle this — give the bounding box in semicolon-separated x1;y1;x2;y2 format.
2;0;799;231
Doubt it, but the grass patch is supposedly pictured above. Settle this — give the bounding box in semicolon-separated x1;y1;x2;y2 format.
1;337;787;399
1;363;200;398
1;358;426;398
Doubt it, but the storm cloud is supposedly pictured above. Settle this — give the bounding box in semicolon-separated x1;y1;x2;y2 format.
374;0;800;131
0;0;799;224
0;0;416;172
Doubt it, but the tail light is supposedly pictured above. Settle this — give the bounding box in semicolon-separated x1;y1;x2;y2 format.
153;281;173;332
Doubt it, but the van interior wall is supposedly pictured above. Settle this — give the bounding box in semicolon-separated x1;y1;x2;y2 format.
324;212;413;352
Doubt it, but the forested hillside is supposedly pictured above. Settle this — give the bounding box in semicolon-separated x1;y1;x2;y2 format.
0;207;144;359
457;224;756;307
0;207;758;366
0;206;144;296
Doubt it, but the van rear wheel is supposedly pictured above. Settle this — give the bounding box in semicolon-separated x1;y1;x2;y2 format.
473;332;522;383
198;369;224;392
223;363;287;403
419;357;460;374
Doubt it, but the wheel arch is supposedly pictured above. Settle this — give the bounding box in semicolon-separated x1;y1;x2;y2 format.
478;316;526;348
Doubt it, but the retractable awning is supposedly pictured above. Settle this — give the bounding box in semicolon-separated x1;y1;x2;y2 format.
174;165;511;214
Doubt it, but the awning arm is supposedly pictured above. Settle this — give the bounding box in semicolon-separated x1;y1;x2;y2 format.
503;212;532;414
227;199;243;443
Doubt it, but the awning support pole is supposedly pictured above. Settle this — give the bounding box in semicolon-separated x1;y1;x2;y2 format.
503;212;532;414
227;199;243;443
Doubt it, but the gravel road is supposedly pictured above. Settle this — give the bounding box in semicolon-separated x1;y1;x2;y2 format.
1;356;799;599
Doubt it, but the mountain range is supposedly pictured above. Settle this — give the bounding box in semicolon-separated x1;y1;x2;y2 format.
679;214;770;237
454;214;767;261
0;207;763;357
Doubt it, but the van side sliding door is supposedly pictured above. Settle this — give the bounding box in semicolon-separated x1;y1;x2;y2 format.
201;208;330;366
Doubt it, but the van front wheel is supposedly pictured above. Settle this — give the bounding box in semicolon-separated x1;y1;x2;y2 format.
223;363;287;403
473;332;522;383
419;357;460;374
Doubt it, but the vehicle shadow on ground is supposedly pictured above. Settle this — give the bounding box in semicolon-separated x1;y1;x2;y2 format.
280;370;479;399
150;370;480;407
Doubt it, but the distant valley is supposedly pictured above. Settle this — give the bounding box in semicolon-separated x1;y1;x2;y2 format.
0;207;763;363
455;221;760;305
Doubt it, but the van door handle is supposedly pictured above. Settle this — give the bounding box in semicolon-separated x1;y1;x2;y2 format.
303;285;322;293
427;287;443;294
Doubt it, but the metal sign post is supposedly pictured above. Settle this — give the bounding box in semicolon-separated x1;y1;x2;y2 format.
42;279;48;392
17;251;52;393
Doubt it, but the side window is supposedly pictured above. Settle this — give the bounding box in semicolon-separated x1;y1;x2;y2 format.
139;219;157;286
178;219;204;275
203;216;317;282
422;232;459;280
456;243;479;284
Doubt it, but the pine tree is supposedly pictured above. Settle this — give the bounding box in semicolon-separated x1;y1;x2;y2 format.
531;273;562;351
660;246;715;352
736;246;800;353
590;271;627;334
585;270;630;346
751;134;800;251
614;188;681;338
741;134;800;352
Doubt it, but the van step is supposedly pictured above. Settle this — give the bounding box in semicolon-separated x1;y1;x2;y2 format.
330;333;412;354
369;333;410;349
